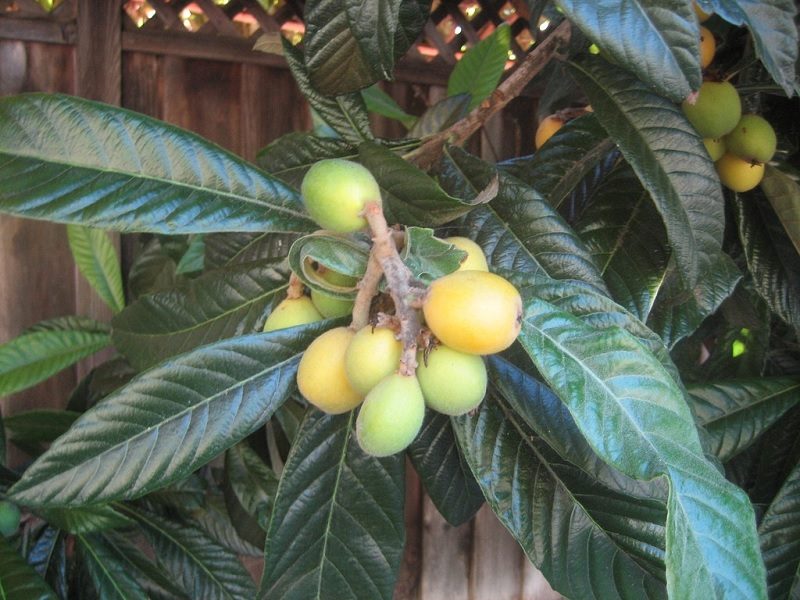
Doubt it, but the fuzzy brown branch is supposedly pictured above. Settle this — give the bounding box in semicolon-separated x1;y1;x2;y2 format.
362;201;425;376
350;253;383;331
407;20;572;170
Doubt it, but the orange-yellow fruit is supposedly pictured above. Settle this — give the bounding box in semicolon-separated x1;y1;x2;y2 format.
345;326;403;395
724;114;777;163
535;115;565;150
356;373;425;457
703;137;726;162
700;26;715;69
417;345;487;416
444;236;489;272
716;154;765;192
263;296;323;332
297;327;363;414
693;1;712;22
423;271;522;355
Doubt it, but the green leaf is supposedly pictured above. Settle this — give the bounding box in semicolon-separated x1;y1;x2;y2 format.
0;94;314;234
8;324;330;507
39;505;133;535
702;0;799;97
556;0;701;101
0;328;110;397
400;227;465;283
112;259;290;370
283;41;373;144
408;94;471;138
407;411;484;526
175;234;205;275
3;409;79;443
204;232;298;270
223;442;278;547
0;537;58;600
25;526;66;597
569;57;724;289
0;408;5;466
67;225;125;313
689;379;800;462
192;495;261;558
127;237;184;299
257;133;357;188
288;232;370;298
260;410;405;600
447;24;511;109
442;147;608;293
500;113;616;212
359;141;477;226
759;458;800;598
304;0;402;94
452;389;667;599
125;506;257;600
515;290;767;599
75;532;149;600
361;85;416;128
734;190;800;329
761;165;800;256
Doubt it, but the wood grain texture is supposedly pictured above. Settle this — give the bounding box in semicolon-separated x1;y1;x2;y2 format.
420;494;472;600
394;463;423;600
469;505;525;600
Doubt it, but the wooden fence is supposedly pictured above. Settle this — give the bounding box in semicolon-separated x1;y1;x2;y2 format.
0;1;557;597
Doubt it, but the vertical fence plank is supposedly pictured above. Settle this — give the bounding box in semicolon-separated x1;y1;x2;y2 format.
394;463;423;600
420;495;472;600
521;558;563;600
469;505;524;600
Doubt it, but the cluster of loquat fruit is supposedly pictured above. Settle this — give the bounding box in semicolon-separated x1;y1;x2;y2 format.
263;159;523;457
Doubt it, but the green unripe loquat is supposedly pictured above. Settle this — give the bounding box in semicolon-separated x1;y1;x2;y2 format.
297;327;363;414
0;500;20;537
716;153;765;192
263;296;323;332
703;137;726;162
301;159;381;233
318;266;359;288
682;81;741;139
724;114;777;163
417;345;487;416
345;326;403;395
444;236;489;272
311;289;354;318
356;373;425;457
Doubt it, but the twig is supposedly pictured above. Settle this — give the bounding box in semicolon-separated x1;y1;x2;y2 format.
287;272;305;299
362;201;425;376
407;20;572;170
350;253;383;330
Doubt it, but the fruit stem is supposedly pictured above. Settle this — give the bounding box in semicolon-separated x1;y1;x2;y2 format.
362;201;425;376
286;272;305;299
350;253;383;330
406;19;572;170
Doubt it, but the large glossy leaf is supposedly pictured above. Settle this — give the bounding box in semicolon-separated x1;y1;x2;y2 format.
408;94;471;138
67;225;125;314
0;537;58;600
689;379;800;462
0;322;110;397
283;41;373;144
223;442;277;547
453;389;667;599
257;133;357;188
701;0;799;97
515;290;767;599
112;259;290;370
576;164;670;320
442;147;608;293
304;0;401;94
192;494;261;558
400;227;465;283
734;190;800;329
761;166;800;256
204;232;298;270
556;0;701;101
288;232;370;298
759;458;800;598
407;411;484;526
569;57;724;290
3;409;79;444
500;114;616;211
8;324;329;507
0;94;313;234
359;141;476;226
175;234;205;275
447;24;511;110
76;533;148;599
127;236;185;299
39;505;132;535
260;410;405;600
25;526;66;597
127;506;257;600
361;85;416;128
